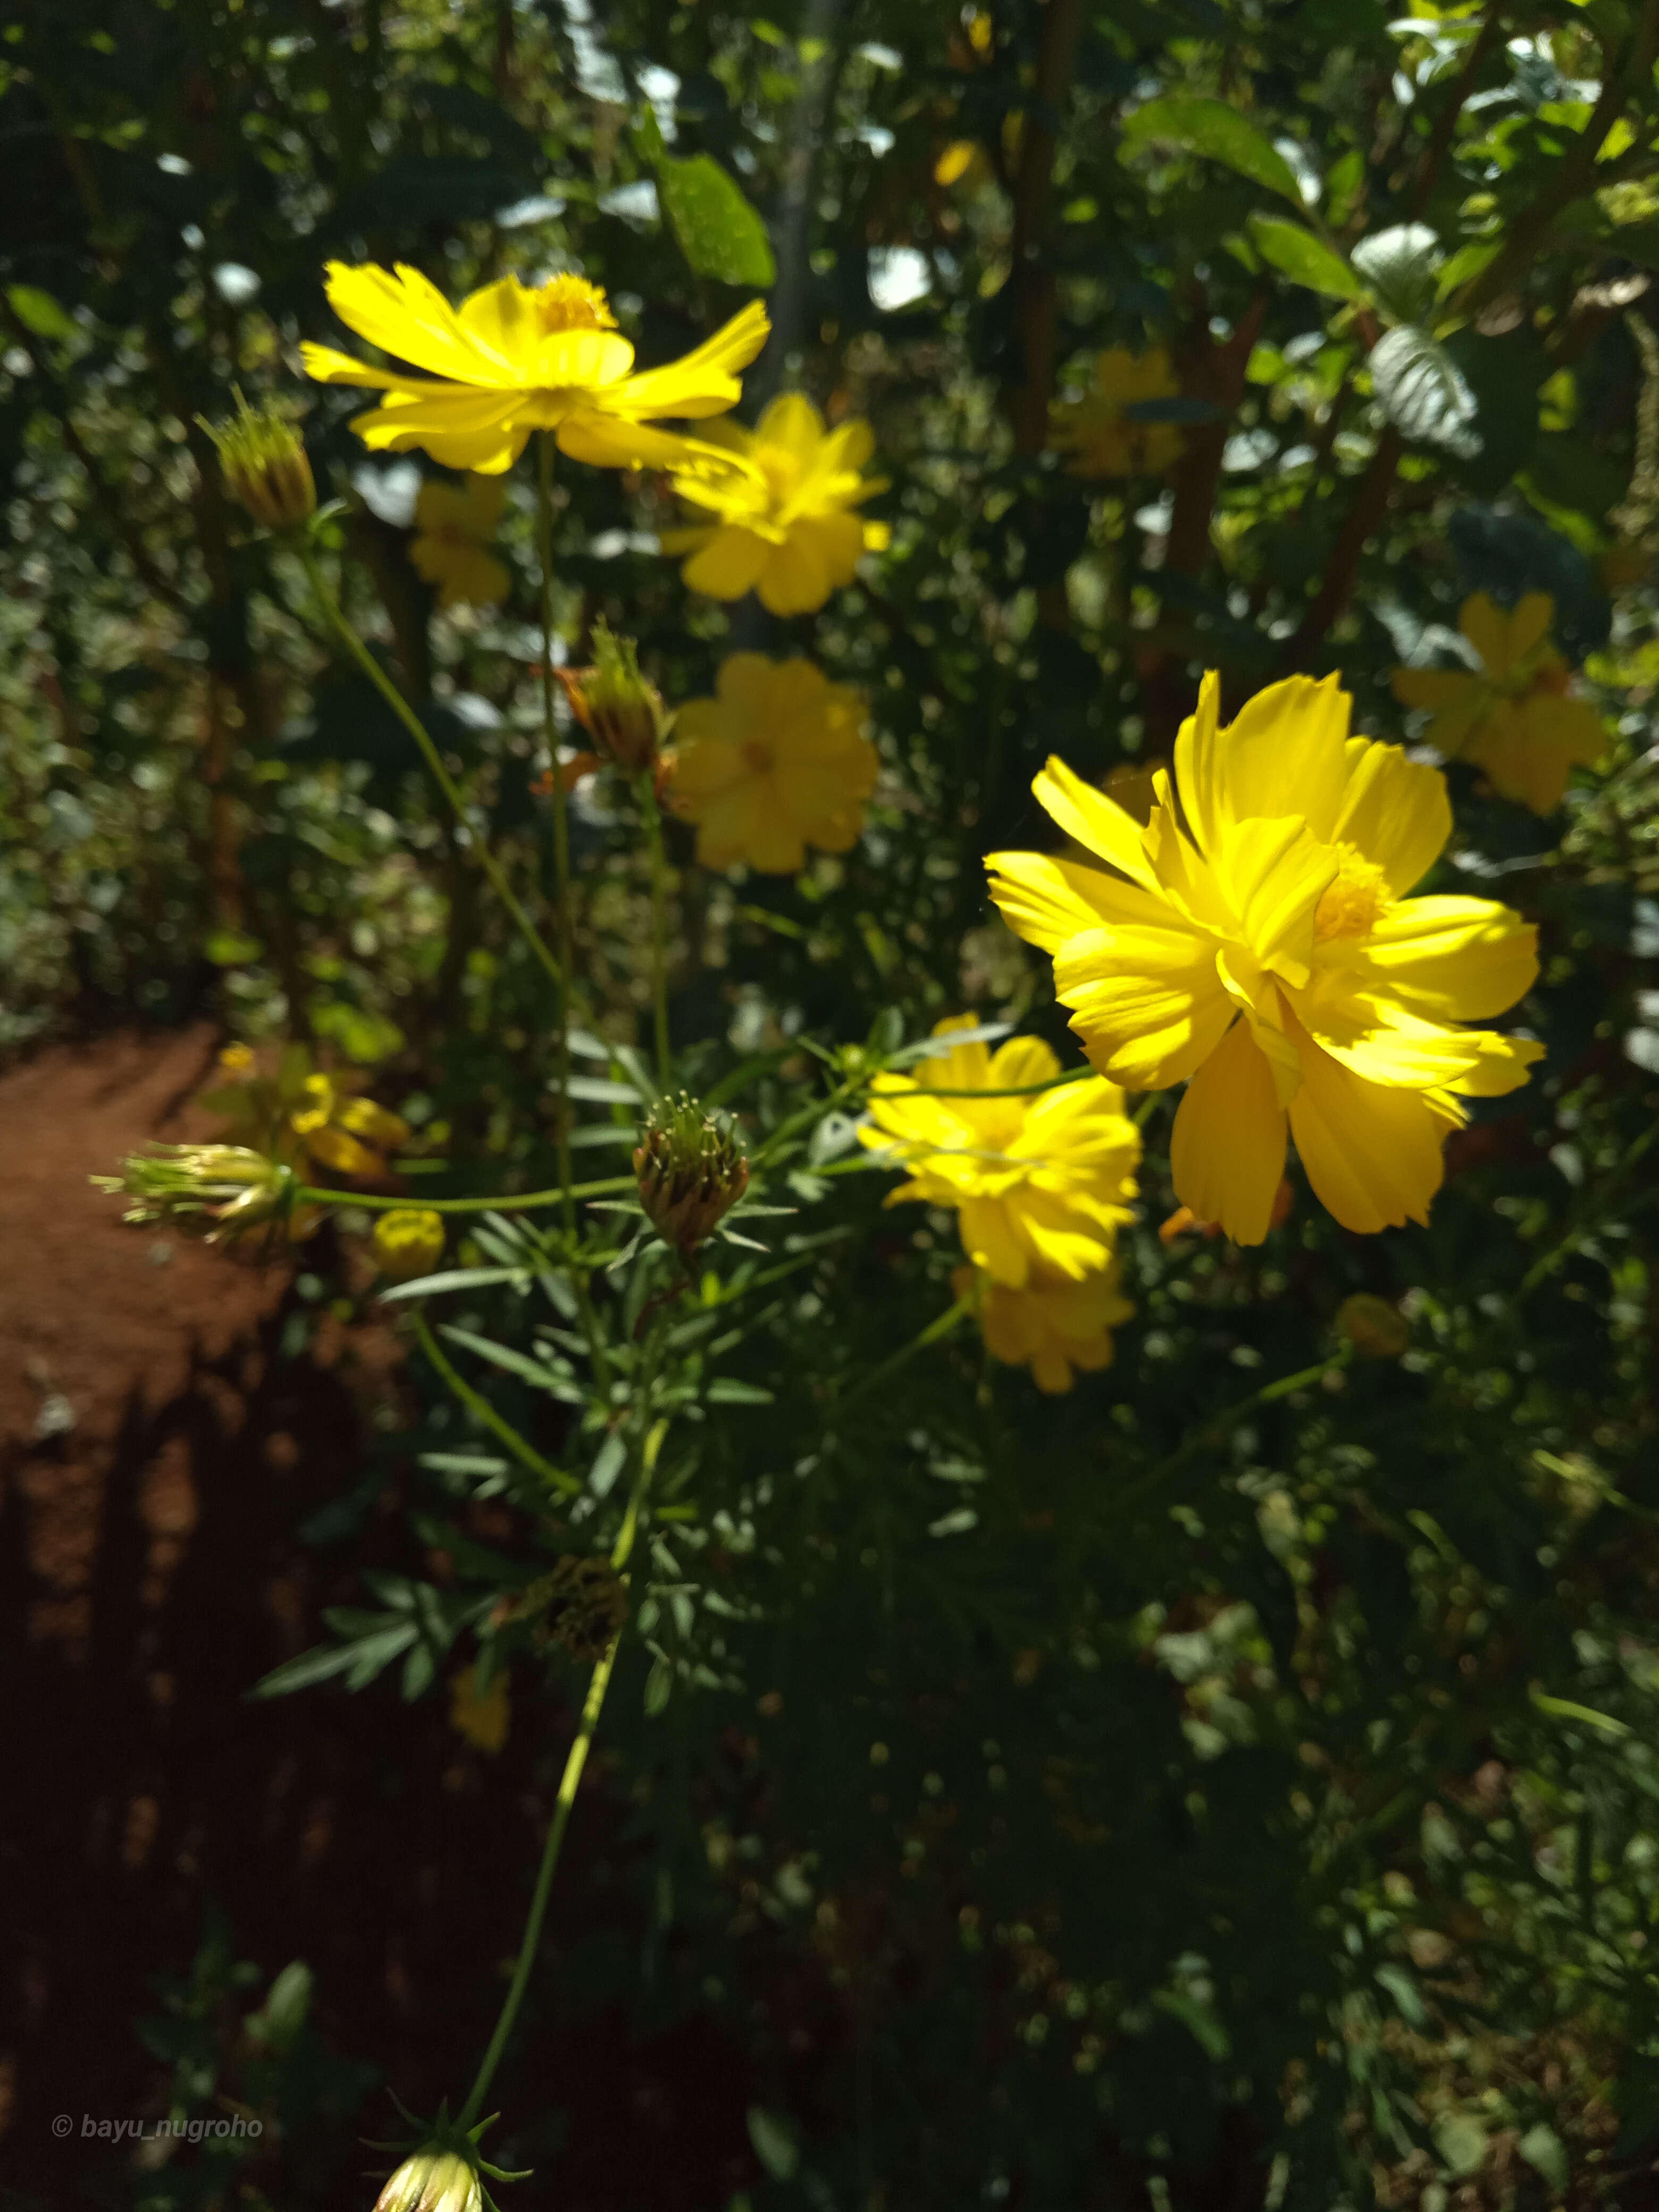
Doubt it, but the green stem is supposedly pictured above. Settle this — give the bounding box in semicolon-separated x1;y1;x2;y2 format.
455;1340;669;2132
295;1176;635;1214
834;1294;972;1417
300;546;562;997
1120;1350;1353;1510
413;1310;580;1496
537;433;576;1233
637;771;672;1088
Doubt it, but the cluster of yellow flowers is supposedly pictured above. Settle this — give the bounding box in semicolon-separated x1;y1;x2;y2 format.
284;258;1610;1376
859;1023;1141;1391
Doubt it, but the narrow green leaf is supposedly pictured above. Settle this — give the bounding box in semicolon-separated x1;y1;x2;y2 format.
1120;96;1304;204
657;153;776;286
5;284;78;342
1530;1686;1631;1737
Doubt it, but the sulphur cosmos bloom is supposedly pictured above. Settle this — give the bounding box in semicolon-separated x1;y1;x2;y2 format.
987;674;1543;1245
658;393;889;614
1390;591;1606;815
303;264;768;475
953;1259;1134;1394
858;1019;1141;1286
409;475;509;608
1048;347;1185;479
669;655;877;874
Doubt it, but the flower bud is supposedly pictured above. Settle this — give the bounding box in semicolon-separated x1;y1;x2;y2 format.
200;392;316;532
633;1093;749;1259
556;621;668;774
373;1208;446;1283
373;2149;483;2212
1336;1292;1410;1359
93;1144;293;1243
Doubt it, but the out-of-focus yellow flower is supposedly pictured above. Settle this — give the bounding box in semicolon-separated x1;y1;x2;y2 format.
1390;591;1606;814
954;1258;1133;1393
199;1044;409;1184
409;475;509;608
1049;348;1185;478
987;672;1543;1245
303;264;768;476
859;1018;1141;1287
669;655;877;873
449;1662;510;1754
934;140;985;187
658;394;889;615
373;1208;446;1283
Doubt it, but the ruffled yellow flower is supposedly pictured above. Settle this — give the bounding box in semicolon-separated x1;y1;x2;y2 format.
1390;591;1606;814
953;1259;1134;1393
668;655;877;873
303;264;768;475
987;673;1544;1246
658;393;890;614
858;1019;1142;1286
1049;347;1185;478
409;475;509;608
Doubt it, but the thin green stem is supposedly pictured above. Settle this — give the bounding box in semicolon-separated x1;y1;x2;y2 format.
413;1310;580;1497
1118;1349;1353;1511
537;433;576;1233
455;1330;669;2132
295;1176;635;1214
834;1294;972;1417
637;772;672;1088
300;547;562;996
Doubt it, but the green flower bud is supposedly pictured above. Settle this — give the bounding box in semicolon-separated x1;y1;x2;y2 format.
1336;1292;1410;1359
373;1208;446;1284
93;1144;294;1243
200;393;316;532
556;620;669;774
373;2149;483;2212
633;1093;749;1259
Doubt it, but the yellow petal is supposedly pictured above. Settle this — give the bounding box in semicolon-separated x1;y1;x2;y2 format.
1390;666;1479;714
1356;896;1537;1019
1209;815;1334;982
1171;670;1226;856
985;850;1142;950
1460;591;1513;676
756;528;832;614
323;261;518;385
300;340;433;392
959;1194;1033;1285
347;387;530;472
555;413;734;471
1052;923;1235;1088
1509;591;1556;661
1169;1016;1287;1246
756;390;828;456
1442;1030;1545;1097
1328;736;1451;896
610;299;770;419
1032;756;1159;886
682;523;772;599
1286;1026;1446;1233
1212;673;1353;842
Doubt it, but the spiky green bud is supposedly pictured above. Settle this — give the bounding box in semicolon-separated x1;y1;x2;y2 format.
633;1093;749;1258
200;393;316;531
557;621;668;774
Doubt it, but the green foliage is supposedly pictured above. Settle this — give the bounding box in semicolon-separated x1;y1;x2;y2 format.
7;0;1659;2206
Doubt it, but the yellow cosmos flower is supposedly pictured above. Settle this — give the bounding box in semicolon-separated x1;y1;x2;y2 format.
409;474;510;608
303;264;768;476
1390;591;1606;815
986;673;1544;1246
1049;347;1185;478
858;1019;1142;1286
669;654;877;873
658;393;890;615
953;1258;1134;1394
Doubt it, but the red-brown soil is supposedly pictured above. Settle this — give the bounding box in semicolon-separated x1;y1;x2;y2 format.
0;1032;755;2209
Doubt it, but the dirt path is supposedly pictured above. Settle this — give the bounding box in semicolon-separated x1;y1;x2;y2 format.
0;1032;755;2209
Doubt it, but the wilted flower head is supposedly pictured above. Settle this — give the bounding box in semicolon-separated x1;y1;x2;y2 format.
200;392;316;531
556;622;669;775
373;1209;446;1283
634;1094;750;1259
374;2148;483;2212
93;1144;294;1243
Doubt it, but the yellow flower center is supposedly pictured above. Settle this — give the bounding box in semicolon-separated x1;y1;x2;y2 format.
741;735;776;774
1313;845;1389;943
532;275;618;335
